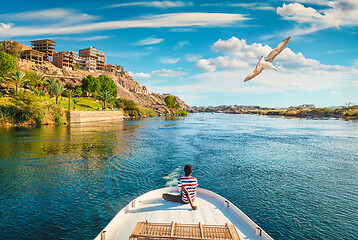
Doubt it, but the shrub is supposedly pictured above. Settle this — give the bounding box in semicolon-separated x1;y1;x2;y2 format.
176;110;188;116
0;52;16;82
115;98;141;118
164;95;176;108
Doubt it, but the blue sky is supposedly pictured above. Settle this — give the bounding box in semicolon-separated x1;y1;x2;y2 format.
1;0;357;107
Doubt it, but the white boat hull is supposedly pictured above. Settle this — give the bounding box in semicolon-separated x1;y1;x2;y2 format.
94;187;273;240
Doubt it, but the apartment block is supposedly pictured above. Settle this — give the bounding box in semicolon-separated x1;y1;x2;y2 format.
79;46;106;71
1;40;32;52
52;52;74;70
21;50;45;64
31;39;56;61
63;51;79;59
76;57;97;72
104;64;123;73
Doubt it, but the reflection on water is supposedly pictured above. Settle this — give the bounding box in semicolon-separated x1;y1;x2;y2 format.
0;114;357;239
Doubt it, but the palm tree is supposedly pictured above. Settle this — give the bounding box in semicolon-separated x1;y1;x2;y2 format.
45;78;57;94
29;72;45;89
6;70;27;94
98;90;114;109
65;89;75;110
49;82;66;105
72;98;81;110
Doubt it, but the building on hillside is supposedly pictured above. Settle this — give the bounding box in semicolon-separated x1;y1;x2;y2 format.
0;40;32;52
20;50;45;64
79;46;106;72
63;51;79;59
31;39;56;61
52;52;74;70
104;64;123;73
75;57;96;72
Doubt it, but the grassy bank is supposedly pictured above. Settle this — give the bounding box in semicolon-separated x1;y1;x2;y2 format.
0;91;158;126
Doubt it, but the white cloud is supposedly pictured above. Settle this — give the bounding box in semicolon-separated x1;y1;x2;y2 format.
0;12;248;37
168;28;196;32
228;3;275;11
161;57;180;64
285;0;331;6
180;36;357;97
153;67;355;98
186;54;203;62
0;23;13;32
152;69;187;77
106;1;193;9
195;37;344;73
0;8;96;23
277;0;358;35
201;3;274;10
174;40;189;50
330;90;342;94
53;35;109;41
128;71;151;78
135;37;164;45
195;59;216;72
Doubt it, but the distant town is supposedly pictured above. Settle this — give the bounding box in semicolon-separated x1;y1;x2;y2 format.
0;39;123;73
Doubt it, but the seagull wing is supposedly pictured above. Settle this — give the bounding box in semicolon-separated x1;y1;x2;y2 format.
244;63;264;82
265;37;290;63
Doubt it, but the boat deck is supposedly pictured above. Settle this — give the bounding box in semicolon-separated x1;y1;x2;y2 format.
95;188;272;240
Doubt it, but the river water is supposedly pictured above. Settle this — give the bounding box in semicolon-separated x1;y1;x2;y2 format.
0;113;357;239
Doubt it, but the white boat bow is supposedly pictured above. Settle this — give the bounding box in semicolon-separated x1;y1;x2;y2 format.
94;187;273;240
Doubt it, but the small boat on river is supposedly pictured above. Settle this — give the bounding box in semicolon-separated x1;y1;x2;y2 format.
94;187;273;240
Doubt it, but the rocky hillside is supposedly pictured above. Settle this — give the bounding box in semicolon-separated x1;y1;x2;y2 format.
17;59;193;116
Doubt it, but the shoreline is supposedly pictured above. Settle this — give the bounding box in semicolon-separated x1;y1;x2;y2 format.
196;108;358;120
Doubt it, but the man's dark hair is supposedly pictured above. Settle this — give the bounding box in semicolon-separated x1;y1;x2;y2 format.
184;164;193;176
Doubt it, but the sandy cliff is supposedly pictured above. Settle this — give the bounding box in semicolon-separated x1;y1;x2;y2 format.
17;59;192;116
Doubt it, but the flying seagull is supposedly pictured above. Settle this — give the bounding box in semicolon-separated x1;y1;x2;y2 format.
244;37;291;82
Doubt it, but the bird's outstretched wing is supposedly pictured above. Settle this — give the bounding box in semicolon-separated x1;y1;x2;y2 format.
244;59;264;82
265;37;290;63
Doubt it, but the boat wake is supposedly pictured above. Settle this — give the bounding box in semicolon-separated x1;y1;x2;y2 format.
163;166;182;187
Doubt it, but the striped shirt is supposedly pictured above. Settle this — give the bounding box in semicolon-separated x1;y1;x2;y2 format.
178;176;198;202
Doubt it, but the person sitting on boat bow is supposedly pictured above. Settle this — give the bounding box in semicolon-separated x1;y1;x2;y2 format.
162;164;198;210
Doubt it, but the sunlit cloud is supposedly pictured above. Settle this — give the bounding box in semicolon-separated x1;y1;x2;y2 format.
0;8;97;23
0;12;248;37
135;37;164;45
152;69;187;77
128;71;152;78
105;1;193;9
277;0;358;36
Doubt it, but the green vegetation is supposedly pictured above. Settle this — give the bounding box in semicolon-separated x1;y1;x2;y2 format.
0;91;66;125
74;63;81;70
98;90;114;109
81;75;100;96
0;52;16;82
6;70;27;94
176;110;188;116
97;75;117;98
115;98;157;118
164;95;187;116
48;81;66;104
164;95;177;108
28;72;45;89
228;106;358;119
65;89;75;111
0;65;158;126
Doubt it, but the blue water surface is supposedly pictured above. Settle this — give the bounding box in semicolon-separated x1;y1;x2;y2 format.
0;113;357;239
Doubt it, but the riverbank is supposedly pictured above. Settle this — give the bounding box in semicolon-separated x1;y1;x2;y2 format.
195;107;358;120
0;91;157;126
